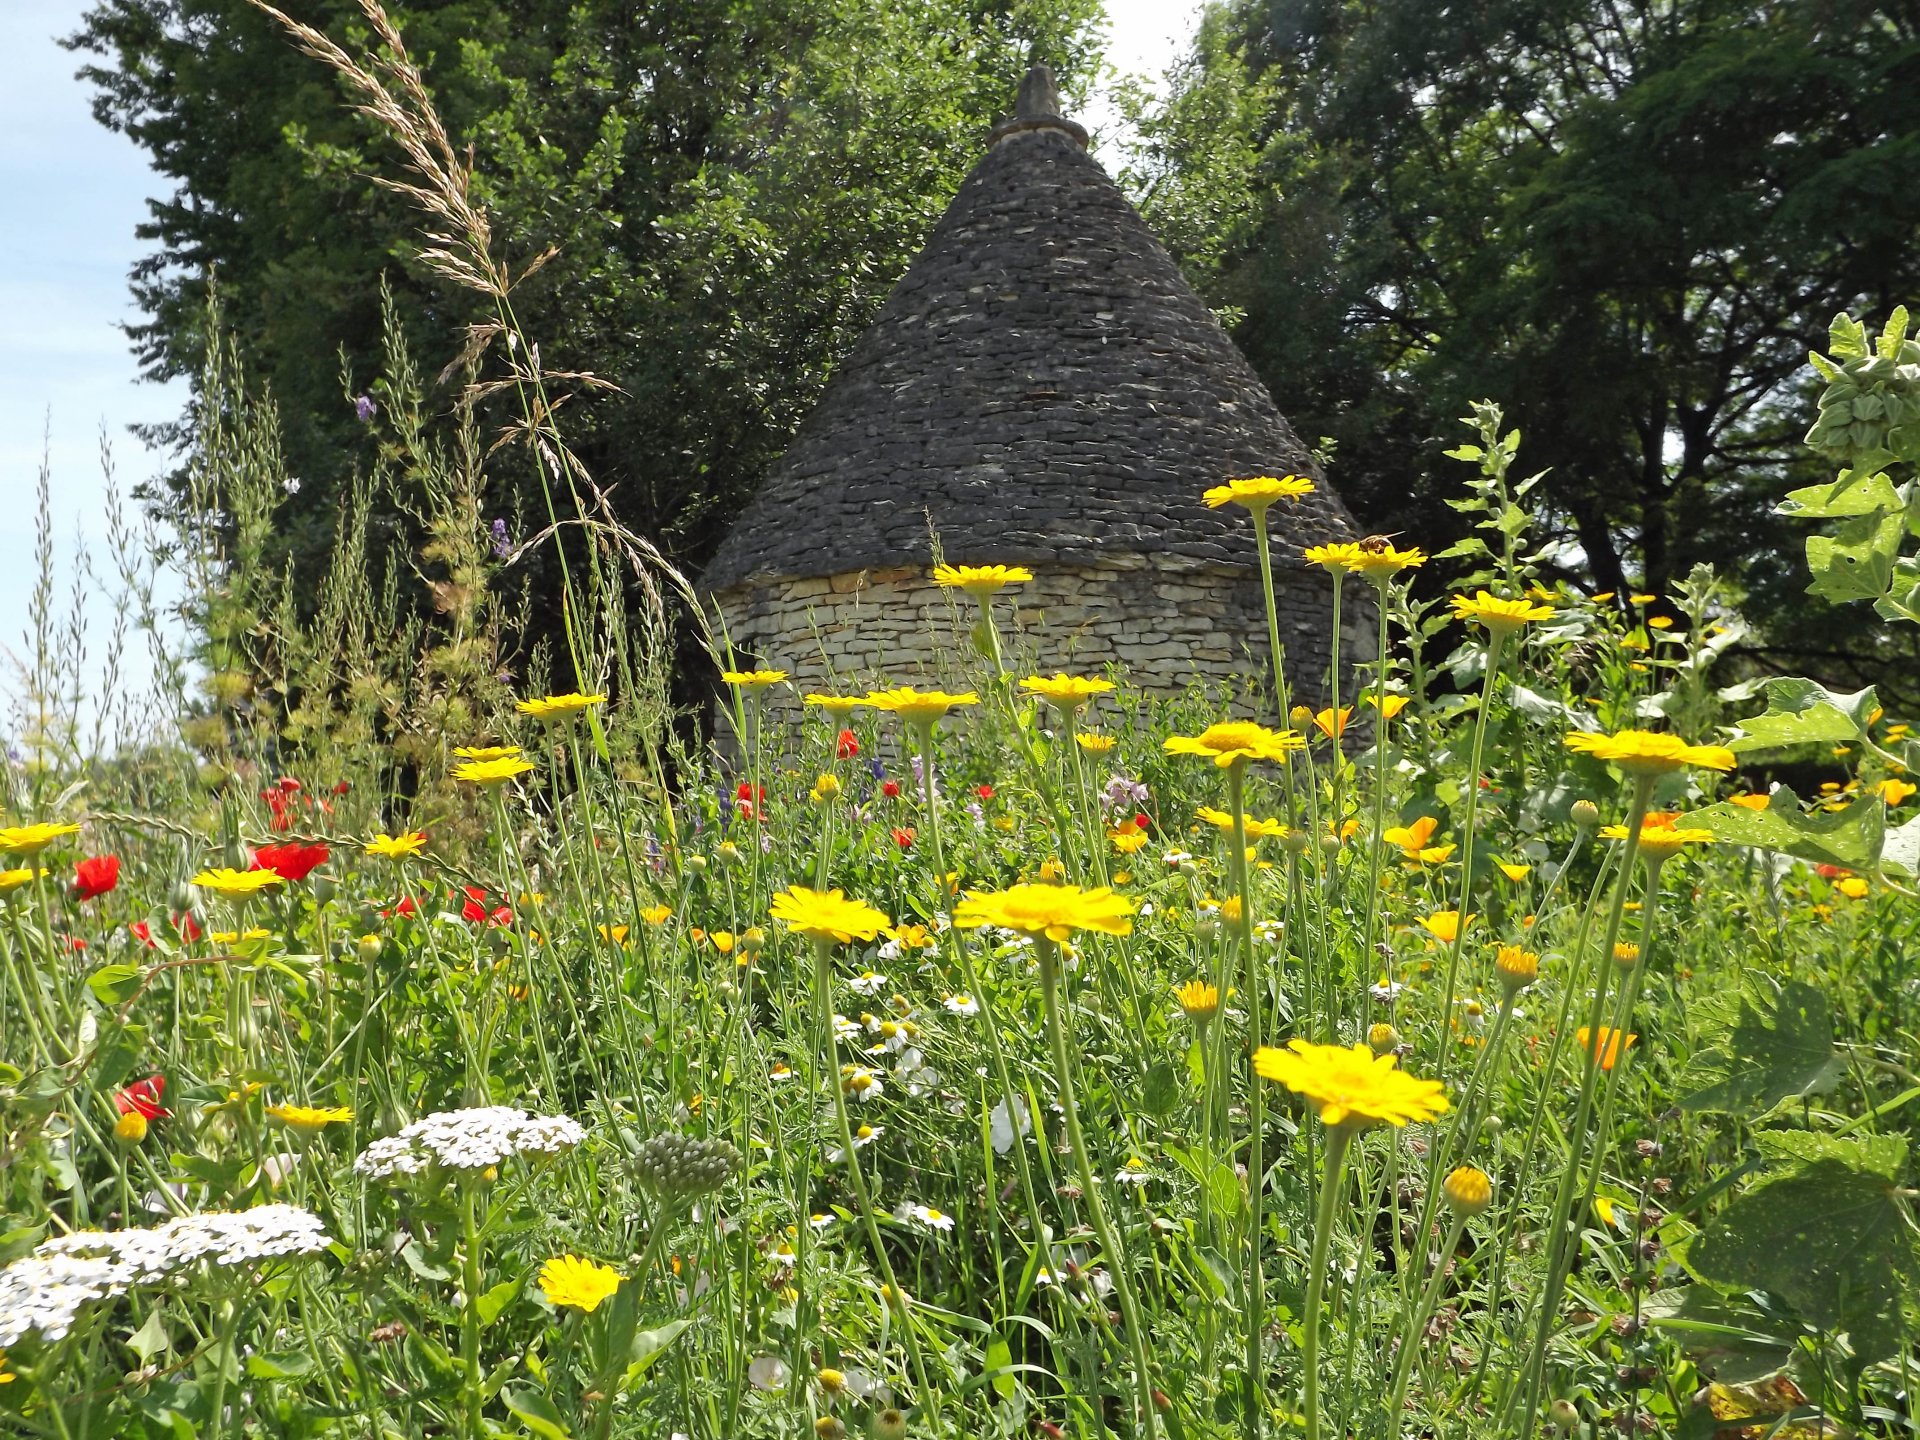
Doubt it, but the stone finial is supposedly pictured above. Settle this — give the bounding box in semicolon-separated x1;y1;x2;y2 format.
1015;63;1066;120
990;62;1089;149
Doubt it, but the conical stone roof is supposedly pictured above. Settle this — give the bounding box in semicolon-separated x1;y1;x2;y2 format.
702;66;1357;596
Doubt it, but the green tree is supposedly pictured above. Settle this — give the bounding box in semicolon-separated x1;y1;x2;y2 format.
68;0;1104;585
1125;0;1920;697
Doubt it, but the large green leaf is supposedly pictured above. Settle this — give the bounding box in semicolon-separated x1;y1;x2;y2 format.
1643;1286;1798;1385
1679;789;1884;872
1679;981;1843;1115
1726;679;1878;754
1881;811;1920;879
1807;509;1905;603
1754;1130;1908;1182
1776;471;1904;519
1690;1160;1917;1364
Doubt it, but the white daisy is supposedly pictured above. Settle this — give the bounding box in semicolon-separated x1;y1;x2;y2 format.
847;970;889;996
943;993;981;1016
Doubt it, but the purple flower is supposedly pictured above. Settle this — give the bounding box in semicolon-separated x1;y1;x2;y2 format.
1101;775;1149;815
353;394;378;422
490;518;513;558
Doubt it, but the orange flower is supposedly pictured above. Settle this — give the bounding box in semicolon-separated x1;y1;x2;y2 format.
1577;1026;1637;1071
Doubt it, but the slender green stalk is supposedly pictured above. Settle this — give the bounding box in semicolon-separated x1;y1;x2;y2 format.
1251;509;1300;826
1431;628;1507;1086
1384;1208;1471;1429
459;1184;486;1439
1512;774;1655;1433
810;937;936;1413
1302;1123;1354;1440
1227;762;1265;1440
1035;939;1161;1439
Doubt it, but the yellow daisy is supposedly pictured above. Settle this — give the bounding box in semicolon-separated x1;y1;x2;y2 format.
1203;474;1315;512
1163;721;1305;768
953;883;1136;944
1253;1039;1448;1128
931;563;1033;596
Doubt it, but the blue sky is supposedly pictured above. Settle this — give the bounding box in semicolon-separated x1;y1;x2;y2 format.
0;0;1199;713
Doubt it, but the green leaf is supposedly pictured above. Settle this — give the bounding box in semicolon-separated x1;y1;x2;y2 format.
621;1317;691;1388
1141;1059;1184;1117
126;1308;171;1363
476;1279;519;1329
1776;471;1902;519
1678;981;1843;1115
1643;1287;1797;1385
245;1351;313;1380
502;1386;573;1439
1727;678;1877;754
1881;811;1920;879
1754;1129;1907;1181
87;963;146;1008
1690;1160;1918;1364
984;1335;1016;1399
1806;509;1904;603
1679;788;1883;872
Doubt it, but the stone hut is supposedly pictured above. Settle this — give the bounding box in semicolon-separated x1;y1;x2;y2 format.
703;65;1366;704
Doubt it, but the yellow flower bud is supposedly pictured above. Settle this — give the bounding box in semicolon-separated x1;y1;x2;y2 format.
114;1111;148;1145
1442;1165;1493;1217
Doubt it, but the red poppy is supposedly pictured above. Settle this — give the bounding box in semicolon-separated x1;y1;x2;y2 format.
977;785;994;800
836;729;859;759
130;920;155;948
114;1075;169;1120
277;777;302;793
73;855;120;902
881;780;901;799
891;827;916;850
332;780;351;795
67;936;88;952
1815;864;1851;880
263;790;295;832
253;843;330;882
382;895;418;919
173;912;203;942
1134;812;1151;831
735;781;765;821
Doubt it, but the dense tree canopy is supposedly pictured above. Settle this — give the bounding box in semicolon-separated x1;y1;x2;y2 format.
68;0;1104;581
1126;0;1920;694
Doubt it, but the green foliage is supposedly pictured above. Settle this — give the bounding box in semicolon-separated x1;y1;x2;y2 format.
68;0;1104;598
1690;1149;1917;1367
1127;0;1920;699
1678;981;1843;1115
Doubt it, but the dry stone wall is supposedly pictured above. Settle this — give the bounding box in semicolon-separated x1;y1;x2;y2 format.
715;558;1373;722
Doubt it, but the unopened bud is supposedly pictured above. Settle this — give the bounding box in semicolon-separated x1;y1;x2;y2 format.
684;854;708;873
1570;800;1600;828
873;1408;909;1440
1281;830;1311;856
114;1111;148;1146
357;933;384;963
1367;1023;1401;1056
1549;1398;1580;1432
1442;1165;1493;1217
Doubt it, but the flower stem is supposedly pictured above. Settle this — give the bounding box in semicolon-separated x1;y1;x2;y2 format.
1432;628;1506;1087
1251;510;1299;827
810;938;936;1414
1227;762;1265;1440
1512;773;1654;1433
1036;939;1161;1438
1302;1124;1354;1440
460;1183;486;1440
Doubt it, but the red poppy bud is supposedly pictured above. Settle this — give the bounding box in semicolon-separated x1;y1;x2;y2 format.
836;729;859;759
882;780;900;799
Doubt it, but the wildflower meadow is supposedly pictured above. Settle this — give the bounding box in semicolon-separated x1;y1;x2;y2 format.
6;7;1920;1440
